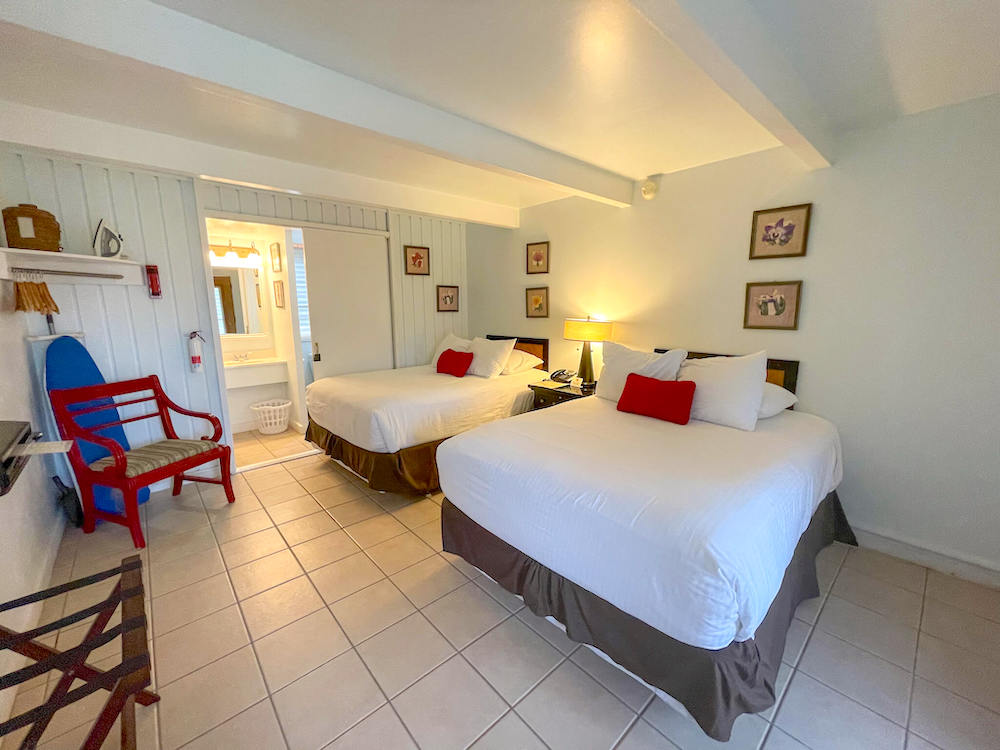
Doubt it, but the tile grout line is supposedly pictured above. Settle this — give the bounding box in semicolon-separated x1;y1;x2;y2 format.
902;571;929;750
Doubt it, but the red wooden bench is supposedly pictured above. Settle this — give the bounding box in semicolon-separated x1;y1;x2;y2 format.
49;375;235;549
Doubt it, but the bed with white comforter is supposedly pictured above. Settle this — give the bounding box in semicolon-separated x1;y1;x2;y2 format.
306;365;547;453
437;395;842;650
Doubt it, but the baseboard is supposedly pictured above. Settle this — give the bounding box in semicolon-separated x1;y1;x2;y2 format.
853;523;1000;589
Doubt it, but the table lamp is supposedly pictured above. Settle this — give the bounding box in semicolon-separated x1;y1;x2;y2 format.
563;317;614;392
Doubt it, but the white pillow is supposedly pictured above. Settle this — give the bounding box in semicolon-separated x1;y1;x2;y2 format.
502;349;544;375
678;351;767;431
595;343;687;402
468;337;517;378
758;382;798;418
431;333;471;366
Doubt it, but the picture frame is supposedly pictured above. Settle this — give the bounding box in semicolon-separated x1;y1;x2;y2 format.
526;241;550;274
404;245;430;275
744;280;802;330
749;203;812;259
525;286;549;318
273;280;286;309
269;242;282;273
436;285;459;312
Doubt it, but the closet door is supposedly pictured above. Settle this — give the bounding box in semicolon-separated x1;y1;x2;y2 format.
302;228;394;379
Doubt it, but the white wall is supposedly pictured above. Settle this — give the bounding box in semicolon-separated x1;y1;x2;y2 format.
0;287;65;722
468;95;1000;573
0;144;228;460
389;211;469;367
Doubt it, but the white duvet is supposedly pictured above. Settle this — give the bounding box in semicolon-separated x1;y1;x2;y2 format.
437;397;842;649
305;365;547;453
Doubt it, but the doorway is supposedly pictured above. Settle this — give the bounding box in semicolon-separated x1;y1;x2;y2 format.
204;217;393;470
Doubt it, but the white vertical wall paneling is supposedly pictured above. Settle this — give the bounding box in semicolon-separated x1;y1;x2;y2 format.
0;144;225;451
387;211;468;367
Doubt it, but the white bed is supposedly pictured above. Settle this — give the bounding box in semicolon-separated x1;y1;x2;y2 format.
437;395;842;649
306;364;547;454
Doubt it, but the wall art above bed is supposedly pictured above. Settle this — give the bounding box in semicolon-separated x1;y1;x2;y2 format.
526;241;550;274
525;286;549;318
404;245;430;275
437;285;459;312
749;203;811;259
744;280;801;330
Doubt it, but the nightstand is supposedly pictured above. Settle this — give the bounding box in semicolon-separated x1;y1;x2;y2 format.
529;382;592;410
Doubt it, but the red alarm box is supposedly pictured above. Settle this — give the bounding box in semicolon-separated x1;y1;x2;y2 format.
145;265;162;298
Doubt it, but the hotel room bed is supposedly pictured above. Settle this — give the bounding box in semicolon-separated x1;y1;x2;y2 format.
437;354;856;740
305;336;548;493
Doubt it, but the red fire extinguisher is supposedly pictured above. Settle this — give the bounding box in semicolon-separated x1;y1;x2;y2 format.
188;331;206;373
145;264;162;298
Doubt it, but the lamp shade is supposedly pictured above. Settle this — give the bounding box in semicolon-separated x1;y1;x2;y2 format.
563;318;613;342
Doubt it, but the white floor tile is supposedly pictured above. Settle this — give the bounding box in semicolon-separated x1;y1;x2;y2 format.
151;572;235;635
423;581;511;649
272;650;385;750
774;672;905;750
516;661;635;750
925;570;1000;623
290;530;359;571
815;594;918;669
330;578;416;644
909;677;1000;750
843;547;927;594
390;554;468;608
230;549;304;600
309;552;385;604
921;595;1000;660
463;616;564;703
182;699;287;750
916;633;1000;713
154;604;249;686
831;567;923;628
470;711;546;750
219;527;288;569
364;531;436;576
357;612;456;696
614;720;675;750
325;704;416;750
571;647;652;712
255;609;350;691
392;656;506;750
240;575;324;640
644;699;767;749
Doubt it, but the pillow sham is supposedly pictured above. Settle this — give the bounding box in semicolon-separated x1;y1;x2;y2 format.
758;382;798;418
677;351;767;431
595;342;687;402
501;349;544;375
617;373;696;425
468;336;517;378
437;348;474;377
431;333;472;366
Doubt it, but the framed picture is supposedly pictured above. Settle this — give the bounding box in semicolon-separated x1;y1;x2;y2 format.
744;280;802;330
273;280;286;309
437;285;459;312
525;286;549;318
269;242;282;273
749;203;812;259
404;245;430;275
526;241;550;274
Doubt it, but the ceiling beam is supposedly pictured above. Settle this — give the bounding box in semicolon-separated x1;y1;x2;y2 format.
1;0;634;207
0;100;522;227
631;0;833;169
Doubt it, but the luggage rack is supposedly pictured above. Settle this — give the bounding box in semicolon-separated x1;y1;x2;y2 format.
0;555;159;749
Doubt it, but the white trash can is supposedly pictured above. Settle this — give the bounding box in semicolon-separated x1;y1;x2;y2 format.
250;399;292;435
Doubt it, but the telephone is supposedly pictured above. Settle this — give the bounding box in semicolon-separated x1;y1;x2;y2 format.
550;369;576;383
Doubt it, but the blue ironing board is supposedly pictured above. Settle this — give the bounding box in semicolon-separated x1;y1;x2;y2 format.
45;336;150;513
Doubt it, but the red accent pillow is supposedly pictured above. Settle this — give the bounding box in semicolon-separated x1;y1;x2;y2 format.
437;348;474;377
616;373;696;425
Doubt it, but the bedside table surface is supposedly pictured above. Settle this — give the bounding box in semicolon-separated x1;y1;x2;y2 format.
529;382;589;398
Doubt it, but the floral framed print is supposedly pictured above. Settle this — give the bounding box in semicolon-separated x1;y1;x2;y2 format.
525;286;549;318
437;285;459;312
744;280;801;330
404;245;430;275
749;203;811;259
526;241;550;274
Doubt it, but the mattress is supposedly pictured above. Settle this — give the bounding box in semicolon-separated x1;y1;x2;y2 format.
436;396;843;649
305;365;547;453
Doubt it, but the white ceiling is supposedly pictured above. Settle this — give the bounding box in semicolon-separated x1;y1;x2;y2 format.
0;24;574;208
744;0;1000;131
149;0;782;179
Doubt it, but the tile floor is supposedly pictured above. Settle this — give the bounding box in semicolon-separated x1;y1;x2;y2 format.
233;428;316;468
5;454;1000;749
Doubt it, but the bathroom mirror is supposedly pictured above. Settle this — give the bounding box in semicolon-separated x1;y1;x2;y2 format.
212;265;268;336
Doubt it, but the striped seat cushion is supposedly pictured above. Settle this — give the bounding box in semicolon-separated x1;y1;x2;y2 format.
89;439;218;477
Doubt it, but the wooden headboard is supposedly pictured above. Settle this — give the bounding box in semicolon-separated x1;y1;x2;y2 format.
654;348;800;394
487;335;549;371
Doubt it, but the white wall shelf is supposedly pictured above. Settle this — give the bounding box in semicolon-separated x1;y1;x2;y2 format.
0;247;144;285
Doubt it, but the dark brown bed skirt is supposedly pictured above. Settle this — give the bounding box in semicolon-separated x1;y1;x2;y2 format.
305;419;444;494
442;491;857;741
